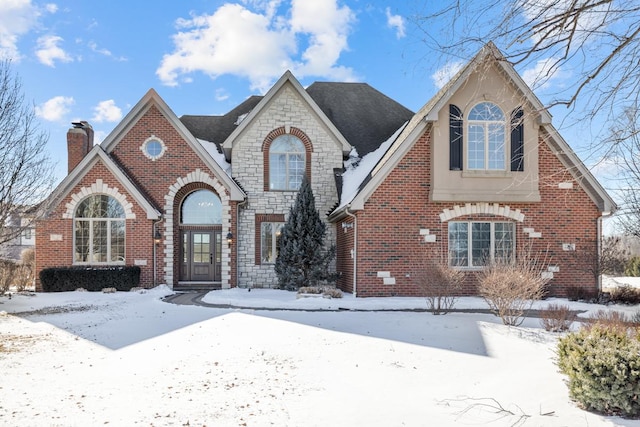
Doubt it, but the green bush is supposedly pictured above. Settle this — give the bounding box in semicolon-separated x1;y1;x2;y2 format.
625;256;640;277
557;325;640;418
39;266;141;292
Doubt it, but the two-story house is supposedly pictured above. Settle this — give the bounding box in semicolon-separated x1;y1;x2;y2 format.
35;43;616;297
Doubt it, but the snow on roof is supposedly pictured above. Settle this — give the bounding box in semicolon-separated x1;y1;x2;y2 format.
338;123;407;209
197;138;232;176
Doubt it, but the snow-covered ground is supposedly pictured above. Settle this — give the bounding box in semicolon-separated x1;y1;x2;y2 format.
0;279;639;426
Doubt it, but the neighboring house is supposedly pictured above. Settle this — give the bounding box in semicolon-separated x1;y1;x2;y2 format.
35;43;616;297
1;211;36;263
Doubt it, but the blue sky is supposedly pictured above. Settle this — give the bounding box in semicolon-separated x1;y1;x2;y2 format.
1;0;612;189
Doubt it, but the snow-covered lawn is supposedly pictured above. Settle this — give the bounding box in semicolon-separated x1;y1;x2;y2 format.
0;282;639;426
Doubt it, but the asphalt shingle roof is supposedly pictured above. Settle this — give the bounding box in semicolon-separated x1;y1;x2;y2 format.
179;81;413;158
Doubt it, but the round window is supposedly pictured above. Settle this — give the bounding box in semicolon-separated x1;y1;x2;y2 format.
140;137;166;160
146;140;162;157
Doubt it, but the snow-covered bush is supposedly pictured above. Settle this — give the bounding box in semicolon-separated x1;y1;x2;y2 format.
477;251;549;326
608;285;640;305
297;286;343;298
539;303;576;332
0;260;16;295
414;255;464;315
557;324;640;418
13;248;35;291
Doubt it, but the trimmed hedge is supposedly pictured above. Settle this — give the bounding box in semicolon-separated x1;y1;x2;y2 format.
39;266;141;292
557;324;640;418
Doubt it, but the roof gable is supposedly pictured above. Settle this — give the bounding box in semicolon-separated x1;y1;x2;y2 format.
48;146;161;220
221;71;352;158
331;42;616;218
101;89;246;201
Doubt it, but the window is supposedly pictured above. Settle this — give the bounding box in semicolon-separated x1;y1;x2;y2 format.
448;221;514;267
269;135;305;190
467;102;506;170
74;195;125;263
181;190;222;224
261;222;284;263
140;136;167;161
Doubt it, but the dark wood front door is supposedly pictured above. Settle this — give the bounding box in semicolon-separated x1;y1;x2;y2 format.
180;230;221;282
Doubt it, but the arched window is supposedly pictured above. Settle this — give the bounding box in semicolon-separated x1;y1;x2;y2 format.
74;194;125;263
467;102;506;170
269;135;305;190
181;189;222;224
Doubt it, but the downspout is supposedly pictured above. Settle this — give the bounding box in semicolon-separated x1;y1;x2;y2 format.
236;197;249;288
152;217;164;287
345;205;357;297
597;210;613;293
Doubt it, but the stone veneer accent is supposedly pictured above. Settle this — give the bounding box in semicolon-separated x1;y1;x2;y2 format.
439;203;525;222
232;85;343;288
162;169;232;287
63;179;136;219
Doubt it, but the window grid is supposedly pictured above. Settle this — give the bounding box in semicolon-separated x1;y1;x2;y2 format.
73;195;125;264
269;135;305;191
448;221;515;267
467;102;506;171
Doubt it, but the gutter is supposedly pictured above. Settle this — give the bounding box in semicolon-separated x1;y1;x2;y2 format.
345;205;357;297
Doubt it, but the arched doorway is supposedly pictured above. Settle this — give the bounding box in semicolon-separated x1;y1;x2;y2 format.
179;189;222;283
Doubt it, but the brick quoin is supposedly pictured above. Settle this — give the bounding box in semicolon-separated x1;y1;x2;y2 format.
336;128;602;298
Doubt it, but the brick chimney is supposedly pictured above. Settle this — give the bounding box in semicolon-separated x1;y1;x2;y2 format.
67;121;94;173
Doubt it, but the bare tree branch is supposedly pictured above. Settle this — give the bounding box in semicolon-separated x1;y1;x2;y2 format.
0;60;55;247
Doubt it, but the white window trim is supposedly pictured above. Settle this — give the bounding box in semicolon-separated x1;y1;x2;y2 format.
140;135;167;161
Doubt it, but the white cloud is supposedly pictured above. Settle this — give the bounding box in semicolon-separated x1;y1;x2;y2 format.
522;57;568;90
385;7;405;39
157;0;357;92
88;41;127;61
35;96;74;121
45;3;57;13
92;100;122;123
0;0;39;61
35;35;73;67
431;60;464;89
215;88;229;101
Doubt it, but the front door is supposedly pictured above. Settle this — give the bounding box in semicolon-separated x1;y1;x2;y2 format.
180;230;221;282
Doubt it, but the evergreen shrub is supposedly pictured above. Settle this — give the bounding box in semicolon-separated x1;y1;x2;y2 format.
275;177;337;291
39;266;141;292
557;324;640;418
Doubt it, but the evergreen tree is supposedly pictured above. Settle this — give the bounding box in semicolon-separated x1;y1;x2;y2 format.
274;176;336;290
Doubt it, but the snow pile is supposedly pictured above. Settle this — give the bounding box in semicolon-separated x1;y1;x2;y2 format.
0;286;637;426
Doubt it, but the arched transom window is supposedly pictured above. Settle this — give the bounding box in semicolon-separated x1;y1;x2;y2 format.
74;194;125;263
467;102;506;170
181;189;222;224
269;135;305;191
